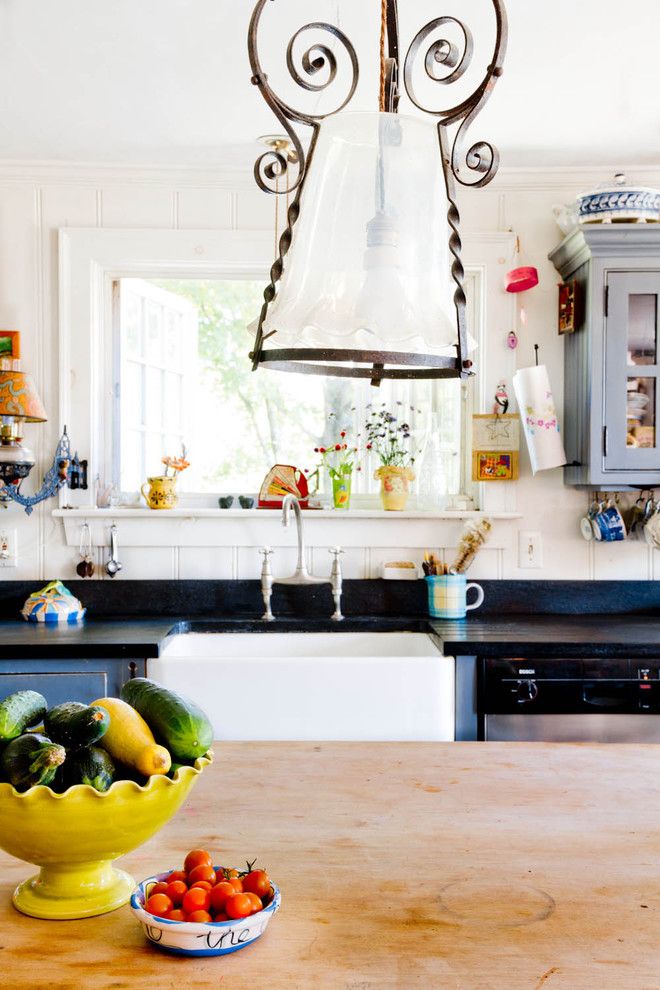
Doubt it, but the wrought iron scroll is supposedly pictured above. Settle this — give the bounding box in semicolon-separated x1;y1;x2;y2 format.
248;2;359;197
0;429;72;515
403;2;507;374
248;1;360;369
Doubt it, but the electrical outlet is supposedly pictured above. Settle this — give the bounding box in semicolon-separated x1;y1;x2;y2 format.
0;528;17;567
518;530;542;569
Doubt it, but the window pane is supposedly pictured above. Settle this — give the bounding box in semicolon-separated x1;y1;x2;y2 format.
144;367;162;426
628;294;657;365
117;277;469;502
122;429;143;492
121;360;144;427
627;376;656;447
145;301;163;363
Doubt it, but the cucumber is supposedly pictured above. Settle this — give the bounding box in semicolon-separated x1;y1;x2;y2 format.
64;745;115;792
44;702;110;748
0;690;48;742
120;678;213;761
1;733;66;791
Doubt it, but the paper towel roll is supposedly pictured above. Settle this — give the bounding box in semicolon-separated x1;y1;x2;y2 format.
513;364;567;474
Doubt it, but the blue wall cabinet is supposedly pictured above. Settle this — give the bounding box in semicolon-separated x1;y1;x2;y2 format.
550;225;660;487
0;658;146;708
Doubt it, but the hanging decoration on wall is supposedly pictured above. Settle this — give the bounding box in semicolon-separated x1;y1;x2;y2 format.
247;0;508;384
472;412;520;482
513;350;567;474
557;279;581;335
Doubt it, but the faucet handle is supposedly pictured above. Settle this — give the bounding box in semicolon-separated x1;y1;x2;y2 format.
329;547;344;622
259;547;275;622
259;545;274;560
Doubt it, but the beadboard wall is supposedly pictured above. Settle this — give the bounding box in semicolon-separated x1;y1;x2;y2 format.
2;161;660;585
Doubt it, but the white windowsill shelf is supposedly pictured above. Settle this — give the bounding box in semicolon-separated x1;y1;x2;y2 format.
53;506;522;552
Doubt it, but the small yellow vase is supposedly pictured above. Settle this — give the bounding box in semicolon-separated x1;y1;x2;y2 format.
141;475;178;509
375;465;415;511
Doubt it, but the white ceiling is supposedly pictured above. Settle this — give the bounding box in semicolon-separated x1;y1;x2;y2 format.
0;0;659;171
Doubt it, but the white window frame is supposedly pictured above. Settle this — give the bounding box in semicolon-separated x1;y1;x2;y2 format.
58;227;516;515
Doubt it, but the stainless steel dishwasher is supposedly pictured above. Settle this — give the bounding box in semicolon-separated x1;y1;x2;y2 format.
479;657;660;742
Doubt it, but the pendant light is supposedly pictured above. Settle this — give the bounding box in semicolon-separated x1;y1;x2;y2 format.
248;0;507;384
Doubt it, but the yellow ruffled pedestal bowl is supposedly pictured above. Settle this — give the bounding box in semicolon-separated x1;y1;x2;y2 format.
0;753;211;920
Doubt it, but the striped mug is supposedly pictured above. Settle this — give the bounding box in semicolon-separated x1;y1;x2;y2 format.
426;574;484;619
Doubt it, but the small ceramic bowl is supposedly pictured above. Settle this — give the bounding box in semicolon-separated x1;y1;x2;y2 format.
130;872;281;956
239;495;255;509
218;496;234;509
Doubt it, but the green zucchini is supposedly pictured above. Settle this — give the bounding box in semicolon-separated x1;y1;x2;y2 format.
1;733;66;791
0;690;48;742
44;702;110;748
120;677;212;761
64;745;115;792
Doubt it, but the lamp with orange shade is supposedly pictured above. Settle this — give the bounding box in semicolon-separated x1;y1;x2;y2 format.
0;333;85;514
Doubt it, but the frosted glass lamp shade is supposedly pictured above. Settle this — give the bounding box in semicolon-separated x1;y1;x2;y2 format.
259;112;464;369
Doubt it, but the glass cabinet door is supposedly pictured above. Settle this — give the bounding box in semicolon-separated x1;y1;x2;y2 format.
604;272;660;472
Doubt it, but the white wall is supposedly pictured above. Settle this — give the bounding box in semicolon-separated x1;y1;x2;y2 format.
2;162;660;584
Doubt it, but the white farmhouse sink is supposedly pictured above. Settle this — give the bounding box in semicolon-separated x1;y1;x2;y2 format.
151;632;454;742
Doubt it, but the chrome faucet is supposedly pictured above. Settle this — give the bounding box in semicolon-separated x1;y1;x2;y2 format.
277;494;327;586
258;495;344;620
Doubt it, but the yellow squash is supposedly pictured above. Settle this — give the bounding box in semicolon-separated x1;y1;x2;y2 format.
91;697;171;776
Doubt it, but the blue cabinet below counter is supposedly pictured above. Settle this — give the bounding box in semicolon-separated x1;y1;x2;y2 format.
0;657;146;707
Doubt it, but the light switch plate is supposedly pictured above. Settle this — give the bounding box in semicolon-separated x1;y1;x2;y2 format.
0;528;17;567
518;530;542;569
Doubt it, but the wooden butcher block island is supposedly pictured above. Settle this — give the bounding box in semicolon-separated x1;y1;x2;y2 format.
1;742;659;990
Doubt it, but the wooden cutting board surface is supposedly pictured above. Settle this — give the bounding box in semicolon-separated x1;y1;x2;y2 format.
0;742;658;990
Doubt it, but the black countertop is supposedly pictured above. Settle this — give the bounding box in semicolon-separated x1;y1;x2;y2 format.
3;580;660;659
3;613;660;660
429;615;660;658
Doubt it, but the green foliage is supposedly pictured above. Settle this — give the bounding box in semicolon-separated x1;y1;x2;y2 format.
153;279;325;487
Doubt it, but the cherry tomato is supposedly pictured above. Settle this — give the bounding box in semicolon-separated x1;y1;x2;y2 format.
225;868;240;879
165;908;187;921
214;866;226;880
167;870;187;885
183;849;213;874
165;880;188;906
187;863;217;887
182;886;211;914
244;892;263;914
227;877;243;893
243;870;271;900
149;881;170;897
213;911;228;922
187;909;212;924
145;893;173;917
225;893;253;920
190;880;213;892
209;881;235;913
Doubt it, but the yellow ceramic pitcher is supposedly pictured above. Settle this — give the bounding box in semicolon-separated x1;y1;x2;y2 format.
141;475;178;509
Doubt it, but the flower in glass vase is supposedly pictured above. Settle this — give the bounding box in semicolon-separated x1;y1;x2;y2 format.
314;430;358;510
365;404;417;511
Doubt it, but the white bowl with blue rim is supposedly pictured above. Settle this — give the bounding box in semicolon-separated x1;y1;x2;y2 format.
577;174;660;224
130;871;281;956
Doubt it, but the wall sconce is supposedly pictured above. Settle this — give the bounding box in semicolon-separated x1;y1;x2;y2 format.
248;0;507;385
0;333;85;515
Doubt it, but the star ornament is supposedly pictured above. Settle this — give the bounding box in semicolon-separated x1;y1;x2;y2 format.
485;418;513;443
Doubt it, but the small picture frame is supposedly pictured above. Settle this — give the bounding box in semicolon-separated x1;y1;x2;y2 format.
0;331;20;358
558;280;580;335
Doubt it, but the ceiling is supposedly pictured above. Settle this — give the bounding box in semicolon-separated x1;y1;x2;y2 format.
0;0;658;171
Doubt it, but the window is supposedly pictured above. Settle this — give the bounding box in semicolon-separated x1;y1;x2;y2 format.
113;276;477;507
59;228;516;516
